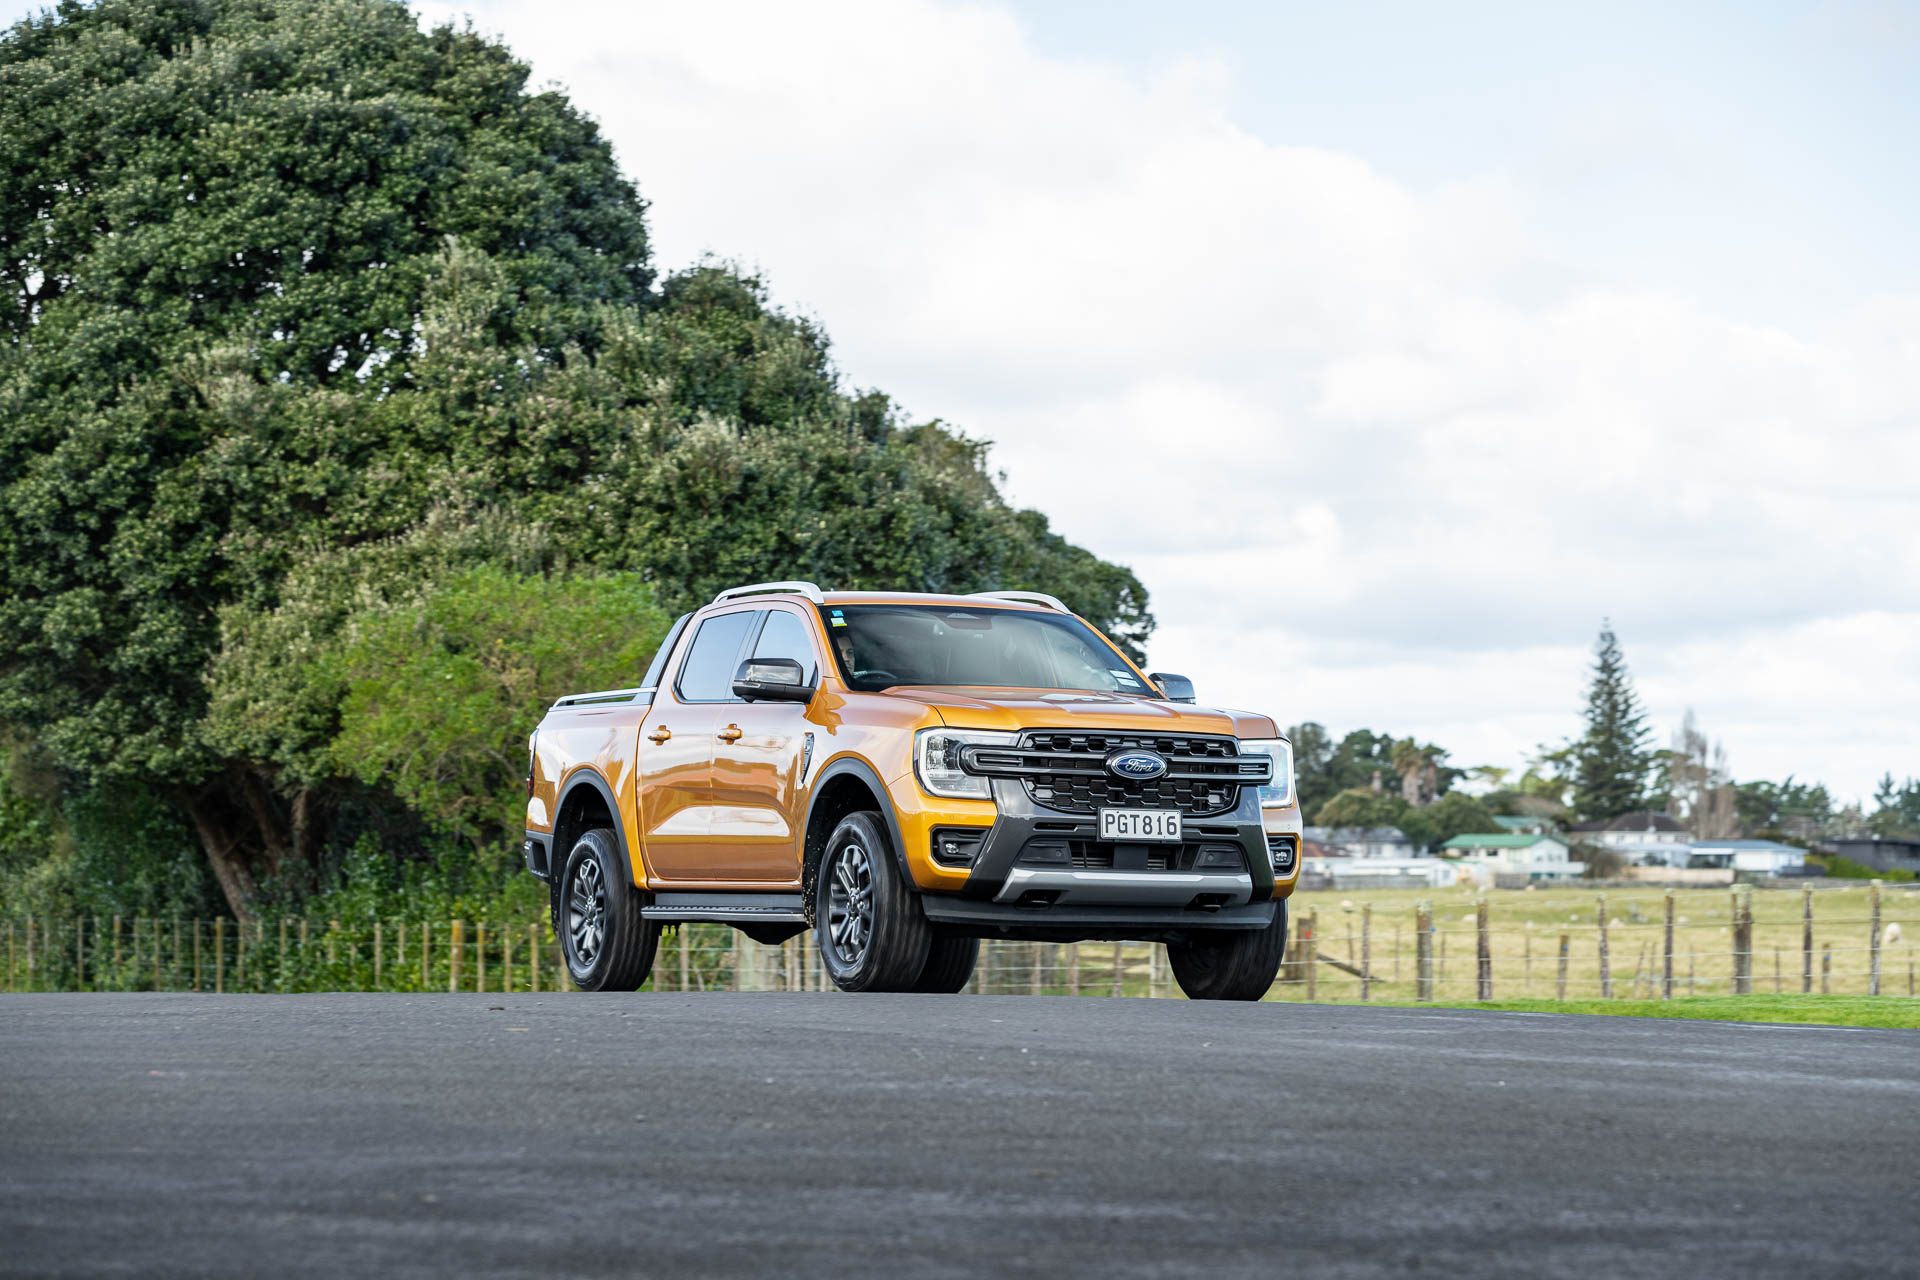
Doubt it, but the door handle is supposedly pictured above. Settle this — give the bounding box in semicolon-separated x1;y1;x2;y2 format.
648;726;672;744
717;724;744;743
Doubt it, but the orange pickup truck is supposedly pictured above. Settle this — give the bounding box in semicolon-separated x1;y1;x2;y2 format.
523;583;1300;999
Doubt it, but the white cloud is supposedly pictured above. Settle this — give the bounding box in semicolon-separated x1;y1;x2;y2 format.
429;0;1920;800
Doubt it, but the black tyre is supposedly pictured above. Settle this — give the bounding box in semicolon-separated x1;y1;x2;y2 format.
1168;899;1288;1002
559;828;660;992
815;812;931;992
911;931;979;994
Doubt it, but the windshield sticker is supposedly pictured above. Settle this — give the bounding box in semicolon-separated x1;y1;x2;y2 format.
1111;670;1140;685
829;609;847;628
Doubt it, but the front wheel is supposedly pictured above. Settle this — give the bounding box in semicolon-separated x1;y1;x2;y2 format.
815;812;931;992
1167;899;1288;1001
912;931;979;993
559;828;660;992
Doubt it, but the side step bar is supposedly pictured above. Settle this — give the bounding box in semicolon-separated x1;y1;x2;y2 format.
641;892;806;924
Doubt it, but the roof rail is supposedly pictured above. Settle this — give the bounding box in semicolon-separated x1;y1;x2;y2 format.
968;590;1070;613
552;686;653;709
712;580;825;605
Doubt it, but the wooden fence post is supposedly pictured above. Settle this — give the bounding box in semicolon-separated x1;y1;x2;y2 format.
1414;901;1433;1002
1821;942;1831;994
1067;943;1080;995
1662;891;1675;1000
214;918;225;994
1732;885;1753;995
327;920;338;968
422;921;432;989
278;918;288;981
1305;911;1319;1000
1555;933;1569;1001
1360;905;1373;1001
502;924;513;994
477;921;488;994
1475;897;1491;1001
1801;887;1813;994
112;915;123;975
374;922;383;989
25;915;35;990
449;920;464;993
1596;896;1611;998
529;923;541;992
151;918;161;992
1869;880;1883;996
1111;941;1125;997
192;920;202;992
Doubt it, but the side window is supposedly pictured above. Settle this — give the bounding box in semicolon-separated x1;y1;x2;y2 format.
674;611;760;702
751;610;818;684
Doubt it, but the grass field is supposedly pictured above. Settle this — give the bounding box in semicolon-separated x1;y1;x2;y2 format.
1365;994;1920;1029
1264;881;1917;1004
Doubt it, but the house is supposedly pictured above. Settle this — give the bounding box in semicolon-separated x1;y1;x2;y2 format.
1439;833;1586;884
1682;839;1808;876
1300;856;1460;890
1568;811;1689;849
1815;837;1920;877
1302;826;1423;858
1493;814;1556;836
1568;811;1690;866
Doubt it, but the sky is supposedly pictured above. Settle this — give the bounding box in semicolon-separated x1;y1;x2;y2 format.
15;0;1912;801
416;0;1918;803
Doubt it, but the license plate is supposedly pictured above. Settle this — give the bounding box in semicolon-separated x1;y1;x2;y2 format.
1099;808;1182;843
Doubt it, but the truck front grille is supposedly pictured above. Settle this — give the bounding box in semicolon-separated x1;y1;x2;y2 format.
966;732;1261;818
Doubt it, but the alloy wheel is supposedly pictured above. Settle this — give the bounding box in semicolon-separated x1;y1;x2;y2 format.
568;855;606;968
826;840;875;966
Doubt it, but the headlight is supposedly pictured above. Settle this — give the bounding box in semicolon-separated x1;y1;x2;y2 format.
913;728;1016;800
1238;737;1295;808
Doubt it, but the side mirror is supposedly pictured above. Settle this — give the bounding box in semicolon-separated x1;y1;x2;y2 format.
732;657;816;703
1150;671;1196;704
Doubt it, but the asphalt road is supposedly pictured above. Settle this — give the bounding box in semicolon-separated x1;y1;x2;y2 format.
2;995;1916;1278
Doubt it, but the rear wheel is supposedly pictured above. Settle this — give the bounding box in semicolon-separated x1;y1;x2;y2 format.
1168;899;1288;1001
559;828;659;992
815;812;931;992
912;931;979;993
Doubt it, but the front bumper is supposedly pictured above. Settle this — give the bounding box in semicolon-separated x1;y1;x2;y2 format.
914;777;1287;938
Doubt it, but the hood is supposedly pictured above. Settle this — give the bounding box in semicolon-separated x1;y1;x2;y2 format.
881;686;1279;739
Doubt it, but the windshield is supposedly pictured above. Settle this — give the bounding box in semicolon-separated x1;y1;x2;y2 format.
818;604;1150;694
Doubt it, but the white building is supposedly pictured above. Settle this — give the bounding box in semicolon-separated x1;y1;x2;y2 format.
1684;840;1807;876
1303;826;1422;858
1300;856;1460;890
1439;833;1586;884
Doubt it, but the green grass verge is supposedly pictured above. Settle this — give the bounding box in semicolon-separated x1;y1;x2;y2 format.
1358;993;1920;1029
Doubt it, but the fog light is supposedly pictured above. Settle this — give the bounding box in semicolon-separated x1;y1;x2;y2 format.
932;828;988;868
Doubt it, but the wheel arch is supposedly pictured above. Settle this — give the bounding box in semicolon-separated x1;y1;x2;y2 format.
552;768;638;890
802;756;910;921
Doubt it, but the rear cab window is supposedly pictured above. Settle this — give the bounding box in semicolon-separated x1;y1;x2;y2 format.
673;610;760;702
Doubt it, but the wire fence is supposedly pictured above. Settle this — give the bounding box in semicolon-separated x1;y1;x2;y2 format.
5;883;1915;1000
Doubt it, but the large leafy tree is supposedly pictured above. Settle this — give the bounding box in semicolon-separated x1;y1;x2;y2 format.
1570;622;1655;821
0;1;1151;919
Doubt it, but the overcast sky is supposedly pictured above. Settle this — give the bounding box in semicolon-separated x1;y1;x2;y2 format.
23;0;1914;799
423;1;1915;801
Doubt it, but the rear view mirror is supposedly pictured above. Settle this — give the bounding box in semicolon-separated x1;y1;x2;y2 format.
1150;671;1196;703
732;657;816;703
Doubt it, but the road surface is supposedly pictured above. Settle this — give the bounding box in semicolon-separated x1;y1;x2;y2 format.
2;994;1916;1277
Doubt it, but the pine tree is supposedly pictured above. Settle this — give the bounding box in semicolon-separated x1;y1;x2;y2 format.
1572;622;1655;820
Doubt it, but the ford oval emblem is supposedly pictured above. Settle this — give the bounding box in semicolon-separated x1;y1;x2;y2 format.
1107;749;1169;781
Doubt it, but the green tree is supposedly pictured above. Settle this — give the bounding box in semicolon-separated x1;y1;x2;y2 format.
1398;791;1501;851
1570;622;1655;821
328;568;669;857
1868;774;1920;839
1312;788;1410;830
1733;777;1835;838
0;1;1153;919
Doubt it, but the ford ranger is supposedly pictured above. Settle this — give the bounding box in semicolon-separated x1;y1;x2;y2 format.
523;583;1300;999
